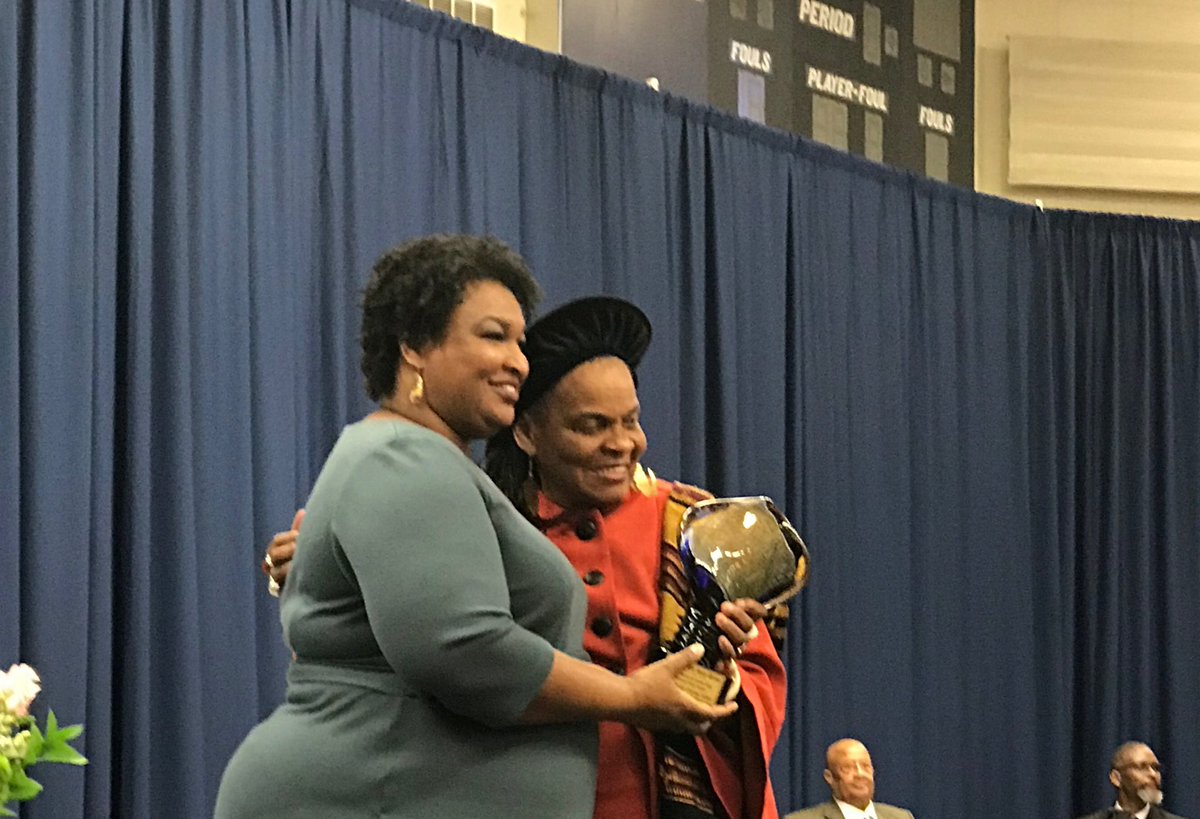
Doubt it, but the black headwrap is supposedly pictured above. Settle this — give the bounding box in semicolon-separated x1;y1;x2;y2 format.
515;296;651;413
484;296;652;516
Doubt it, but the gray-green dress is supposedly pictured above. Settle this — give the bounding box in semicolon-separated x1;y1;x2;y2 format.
215;420;597;818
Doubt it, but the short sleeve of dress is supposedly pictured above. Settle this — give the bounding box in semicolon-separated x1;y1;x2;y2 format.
332;428;556;727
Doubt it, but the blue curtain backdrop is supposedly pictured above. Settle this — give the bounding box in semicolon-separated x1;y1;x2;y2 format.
2;2;1198;817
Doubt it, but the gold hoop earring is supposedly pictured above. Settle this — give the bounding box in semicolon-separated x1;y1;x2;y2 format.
409;372;425;405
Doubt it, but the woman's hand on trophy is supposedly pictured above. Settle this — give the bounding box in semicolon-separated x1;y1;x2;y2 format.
625;646;739;734
714;599;767;666
261;508;304;596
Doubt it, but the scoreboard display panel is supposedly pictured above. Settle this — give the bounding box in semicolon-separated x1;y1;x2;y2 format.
710;0;972;186
558;0;973;187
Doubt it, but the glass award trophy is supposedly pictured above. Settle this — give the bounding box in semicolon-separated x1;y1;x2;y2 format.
659;496;810;704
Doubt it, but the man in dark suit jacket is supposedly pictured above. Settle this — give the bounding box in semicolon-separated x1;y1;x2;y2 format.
784;738;915;819
1076;741;1189;819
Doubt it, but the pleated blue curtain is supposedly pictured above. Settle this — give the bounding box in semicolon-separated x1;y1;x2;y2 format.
1036;214;1200;811
1;2;1197;817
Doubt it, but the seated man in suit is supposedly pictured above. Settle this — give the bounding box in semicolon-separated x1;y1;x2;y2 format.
785;738;915;819
1076;741;1188;819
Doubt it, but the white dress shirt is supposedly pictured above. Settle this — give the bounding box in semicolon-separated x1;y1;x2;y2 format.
834;798;879;819
1113;802;1151;819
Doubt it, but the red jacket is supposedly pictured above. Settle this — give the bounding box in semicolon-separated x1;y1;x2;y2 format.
537;479;788;819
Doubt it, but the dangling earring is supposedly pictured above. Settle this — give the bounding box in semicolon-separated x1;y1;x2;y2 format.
409;372;425;405
632;463;656;496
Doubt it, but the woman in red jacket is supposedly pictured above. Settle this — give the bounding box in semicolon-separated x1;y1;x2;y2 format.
482;296;788;819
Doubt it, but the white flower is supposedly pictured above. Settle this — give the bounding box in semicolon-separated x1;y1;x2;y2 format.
0;663;41;717
0;729;30;762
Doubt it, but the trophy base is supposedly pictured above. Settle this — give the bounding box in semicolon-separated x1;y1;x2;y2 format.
674;665;731;705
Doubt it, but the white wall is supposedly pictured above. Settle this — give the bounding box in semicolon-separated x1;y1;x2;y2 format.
975;0;1200;219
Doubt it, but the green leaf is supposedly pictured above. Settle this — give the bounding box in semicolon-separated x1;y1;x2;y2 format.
37;711;88;766
38;744;88;766
53;724;83;742
7;769;43;802
23;724;44;766
0;807;15;817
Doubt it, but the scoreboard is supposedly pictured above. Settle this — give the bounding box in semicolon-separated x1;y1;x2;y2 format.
560;0;974;187
708;0;973;186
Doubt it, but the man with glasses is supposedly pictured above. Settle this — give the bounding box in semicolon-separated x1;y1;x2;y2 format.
785;738;915;819
1077;742;1188;819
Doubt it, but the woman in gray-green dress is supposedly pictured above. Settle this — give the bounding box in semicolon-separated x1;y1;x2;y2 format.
214;235;734;819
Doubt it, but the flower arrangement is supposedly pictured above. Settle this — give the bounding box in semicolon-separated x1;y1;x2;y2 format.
0;664;87;816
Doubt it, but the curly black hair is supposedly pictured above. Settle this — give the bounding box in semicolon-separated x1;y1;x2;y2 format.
360;234;541;401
